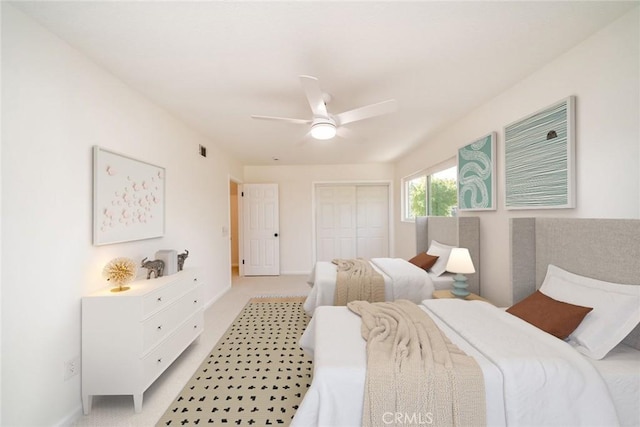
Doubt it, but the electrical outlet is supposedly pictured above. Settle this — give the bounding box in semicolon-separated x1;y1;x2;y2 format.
64;356;80;381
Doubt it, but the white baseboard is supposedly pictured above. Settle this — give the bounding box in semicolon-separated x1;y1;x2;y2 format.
53;405;82;427
205;284;231;310
280;270;311;276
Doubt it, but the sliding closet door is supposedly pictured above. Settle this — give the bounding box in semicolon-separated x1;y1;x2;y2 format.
315;184;389;262
315;186;357;262
356;185;389;259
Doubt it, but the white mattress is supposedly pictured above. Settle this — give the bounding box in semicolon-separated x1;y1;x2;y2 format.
303;259;434;316
294;305;505;426
293;300;621;427
588;343;640;426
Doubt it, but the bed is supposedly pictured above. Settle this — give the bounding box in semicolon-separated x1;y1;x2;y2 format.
303;216;480;315
292;218;640;427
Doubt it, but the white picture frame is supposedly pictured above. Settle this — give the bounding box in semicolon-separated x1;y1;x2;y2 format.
504;96;575;209
93;146;165;245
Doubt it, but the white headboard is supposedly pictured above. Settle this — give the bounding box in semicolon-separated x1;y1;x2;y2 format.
510;217;640;349
415;216;481;295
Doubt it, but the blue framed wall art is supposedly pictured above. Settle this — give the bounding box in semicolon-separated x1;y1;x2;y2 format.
457;132;496;211
504;96;575;209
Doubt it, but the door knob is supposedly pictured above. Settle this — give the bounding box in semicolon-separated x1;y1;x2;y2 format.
274;233;279;237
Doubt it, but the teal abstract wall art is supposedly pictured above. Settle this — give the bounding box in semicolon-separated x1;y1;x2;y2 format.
504;97;575;209
458;132;496;211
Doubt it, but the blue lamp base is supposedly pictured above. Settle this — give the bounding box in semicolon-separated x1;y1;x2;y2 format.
450;273;470;298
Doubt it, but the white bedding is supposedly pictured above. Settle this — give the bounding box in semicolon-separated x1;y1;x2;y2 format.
303;258;434;316
429;271;455;290
293;299;621;427
588;344;640;426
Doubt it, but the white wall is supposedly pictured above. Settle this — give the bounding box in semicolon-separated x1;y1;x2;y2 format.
244;164;395;274
394;8;640;307
0;3;3;421
1;5;242;426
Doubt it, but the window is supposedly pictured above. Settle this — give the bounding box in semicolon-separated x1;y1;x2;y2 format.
428;166;458;216
402;161;457;221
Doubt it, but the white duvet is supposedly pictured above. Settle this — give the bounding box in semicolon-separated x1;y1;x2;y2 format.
293;299;620;427
303;258;434;316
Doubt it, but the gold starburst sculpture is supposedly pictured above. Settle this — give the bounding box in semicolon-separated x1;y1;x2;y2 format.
103;257;137;292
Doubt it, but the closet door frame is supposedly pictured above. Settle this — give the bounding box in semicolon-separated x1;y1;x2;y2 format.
312;180;394;263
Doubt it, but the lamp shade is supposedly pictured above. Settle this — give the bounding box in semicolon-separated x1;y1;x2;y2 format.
445;248;475;274
310;122;337;140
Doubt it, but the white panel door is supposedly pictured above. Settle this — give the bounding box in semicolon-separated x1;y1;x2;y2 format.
315;186;357;262
243;183;280;276
356;186;389;259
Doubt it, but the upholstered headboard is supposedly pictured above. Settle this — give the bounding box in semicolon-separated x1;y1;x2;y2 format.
510;217;640;349
415;216;481;294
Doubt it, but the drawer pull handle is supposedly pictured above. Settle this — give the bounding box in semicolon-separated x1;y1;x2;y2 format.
193;299;198;304
157;297;163;302
193;278;198;282
157;325;162;331
193;325;198;329
157;358;162;364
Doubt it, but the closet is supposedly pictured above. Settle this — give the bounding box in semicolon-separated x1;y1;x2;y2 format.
315;184;389;262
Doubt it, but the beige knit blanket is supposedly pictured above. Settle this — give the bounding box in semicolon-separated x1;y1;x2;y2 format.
347;299;486;427
332;259;385;306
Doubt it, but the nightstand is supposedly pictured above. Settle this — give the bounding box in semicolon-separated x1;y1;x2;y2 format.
432;289;491;303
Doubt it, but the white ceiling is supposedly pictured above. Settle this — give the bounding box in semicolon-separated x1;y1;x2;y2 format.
11;1;636;166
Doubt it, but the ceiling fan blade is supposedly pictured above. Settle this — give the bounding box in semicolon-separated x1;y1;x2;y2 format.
334;99;398;126
336;126;354;139
299;75;329;118
251;115;311;125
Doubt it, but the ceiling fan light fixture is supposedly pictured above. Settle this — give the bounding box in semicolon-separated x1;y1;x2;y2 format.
252;76;397;143
310;122;337;140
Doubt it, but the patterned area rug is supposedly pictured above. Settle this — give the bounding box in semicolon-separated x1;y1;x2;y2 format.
156;297;312;426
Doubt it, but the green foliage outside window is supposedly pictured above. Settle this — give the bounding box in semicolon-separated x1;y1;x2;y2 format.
408;177;426;218
429;178;458;216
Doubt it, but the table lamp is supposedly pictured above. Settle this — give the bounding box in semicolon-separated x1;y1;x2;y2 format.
445;248;475;298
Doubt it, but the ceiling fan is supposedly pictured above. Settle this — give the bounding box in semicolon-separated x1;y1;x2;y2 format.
251;75;398;140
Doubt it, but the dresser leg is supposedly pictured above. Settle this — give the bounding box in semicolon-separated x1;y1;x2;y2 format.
133;394;143;413
82;394;92;415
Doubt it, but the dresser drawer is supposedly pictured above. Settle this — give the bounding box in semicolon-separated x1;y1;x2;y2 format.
142;286;203;352
142;273;199;317
143;310;204;387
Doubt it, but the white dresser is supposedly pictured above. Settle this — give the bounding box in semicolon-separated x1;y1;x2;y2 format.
81;268;203;414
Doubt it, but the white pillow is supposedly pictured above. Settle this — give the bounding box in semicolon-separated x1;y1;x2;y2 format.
426;240;457;277
539;264;640;360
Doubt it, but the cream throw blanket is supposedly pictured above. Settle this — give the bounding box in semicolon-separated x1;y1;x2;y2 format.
332;259;385;306
347;300;486;427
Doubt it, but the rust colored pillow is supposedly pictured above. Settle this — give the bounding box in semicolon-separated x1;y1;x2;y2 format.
408;253;439;271
507;290;593;339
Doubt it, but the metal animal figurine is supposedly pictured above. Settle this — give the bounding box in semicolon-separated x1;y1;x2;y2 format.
177;249;189;271
141;257;164;279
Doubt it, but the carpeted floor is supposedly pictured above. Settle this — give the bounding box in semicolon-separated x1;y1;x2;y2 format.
156;297;312;426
